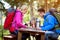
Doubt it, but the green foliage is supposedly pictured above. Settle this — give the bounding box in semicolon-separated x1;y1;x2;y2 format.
0;25;2;29
23;13;30;23
5;0;29;6
0;37;2;40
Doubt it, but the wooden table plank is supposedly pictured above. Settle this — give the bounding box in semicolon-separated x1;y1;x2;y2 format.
18;28;45;40
18;32;22;40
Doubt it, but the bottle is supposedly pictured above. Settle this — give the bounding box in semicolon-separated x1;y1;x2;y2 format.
36;18;40;28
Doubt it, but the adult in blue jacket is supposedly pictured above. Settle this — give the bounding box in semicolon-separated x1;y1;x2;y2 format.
36;8;60;40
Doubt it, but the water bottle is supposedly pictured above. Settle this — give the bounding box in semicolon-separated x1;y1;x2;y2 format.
36;18;40;28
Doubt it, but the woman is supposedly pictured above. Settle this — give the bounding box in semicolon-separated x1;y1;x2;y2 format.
9;5;30;40
36;8;60;40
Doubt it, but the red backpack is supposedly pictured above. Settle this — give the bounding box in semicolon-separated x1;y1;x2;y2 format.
4;11;15;30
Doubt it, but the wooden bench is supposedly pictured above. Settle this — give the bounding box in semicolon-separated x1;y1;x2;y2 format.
3;34;17;40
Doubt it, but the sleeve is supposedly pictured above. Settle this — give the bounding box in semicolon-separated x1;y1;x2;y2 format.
14;11;26;28
41;15;55;31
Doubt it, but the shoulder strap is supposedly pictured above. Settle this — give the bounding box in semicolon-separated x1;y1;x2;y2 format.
54;13;60;26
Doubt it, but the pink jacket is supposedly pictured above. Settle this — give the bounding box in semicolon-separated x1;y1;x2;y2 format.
10;9;26;32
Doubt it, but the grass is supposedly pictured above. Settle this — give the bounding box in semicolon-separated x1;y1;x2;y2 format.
0;29;10;40
0;32;2;40
0;25;10;40
0;37;2;40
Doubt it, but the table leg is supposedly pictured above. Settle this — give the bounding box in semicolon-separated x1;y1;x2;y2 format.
41;34;45;40
18;32;22;40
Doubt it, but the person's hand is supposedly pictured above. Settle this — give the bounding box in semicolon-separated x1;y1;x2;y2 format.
36;27;41;30
26;26;32;29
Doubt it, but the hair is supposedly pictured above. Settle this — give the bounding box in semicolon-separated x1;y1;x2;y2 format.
38;8;45;13
21;5;28;10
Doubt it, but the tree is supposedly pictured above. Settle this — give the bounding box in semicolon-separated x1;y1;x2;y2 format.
5;0;29;6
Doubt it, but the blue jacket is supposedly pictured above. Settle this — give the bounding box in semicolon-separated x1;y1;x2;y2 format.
41;12;60;34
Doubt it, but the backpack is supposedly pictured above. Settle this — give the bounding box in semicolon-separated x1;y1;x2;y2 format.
54;13;60;24
53;13;60;29
4;8;15;30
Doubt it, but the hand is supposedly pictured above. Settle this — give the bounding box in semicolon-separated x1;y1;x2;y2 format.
36;27;41;30
26;26;32;29
25;26;28;28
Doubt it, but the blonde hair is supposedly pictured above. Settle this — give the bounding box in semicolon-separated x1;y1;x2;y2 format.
21;5;28;10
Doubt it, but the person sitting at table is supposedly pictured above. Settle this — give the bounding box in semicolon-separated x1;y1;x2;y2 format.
36;8;60;40
9;5;30;40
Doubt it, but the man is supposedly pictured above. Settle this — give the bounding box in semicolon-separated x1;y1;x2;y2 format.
36;8;60;40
